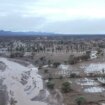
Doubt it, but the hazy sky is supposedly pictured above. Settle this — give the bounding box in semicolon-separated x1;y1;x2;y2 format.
0;0;105;34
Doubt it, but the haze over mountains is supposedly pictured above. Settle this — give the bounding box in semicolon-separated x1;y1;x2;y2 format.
0;30;55;36
1;30;105;37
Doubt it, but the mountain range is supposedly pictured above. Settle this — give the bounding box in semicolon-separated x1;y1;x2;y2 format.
0;30;55;36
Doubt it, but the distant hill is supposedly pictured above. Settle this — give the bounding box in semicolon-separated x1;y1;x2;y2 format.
0;30;105;38
0;30;55;36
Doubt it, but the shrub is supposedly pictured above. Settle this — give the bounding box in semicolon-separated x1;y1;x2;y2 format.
53;62;60;68
46;81;55;90
59;75;63;79
44;69;48;73
75;96;86;105
48;74;53;81
70;73;77;78
61;82;71;93
48;77;53;81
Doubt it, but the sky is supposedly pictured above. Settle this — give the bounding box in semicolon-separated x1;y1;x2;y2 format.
0;0;105;34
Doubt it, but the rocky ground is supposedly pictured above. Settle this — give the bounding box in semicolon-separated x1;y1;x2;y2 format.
0;57;64;105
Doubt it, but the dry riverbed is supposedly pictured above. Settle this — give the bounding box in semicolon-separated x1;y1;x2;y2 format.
0;57;64;105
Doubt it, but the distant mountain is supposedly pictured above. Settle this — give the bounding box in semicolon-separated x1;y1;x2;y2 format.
0;30;55;36
1;30;105;37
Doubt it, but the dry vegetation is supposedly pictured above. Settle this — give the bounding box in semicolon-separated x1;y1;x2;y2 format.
1;35;105;105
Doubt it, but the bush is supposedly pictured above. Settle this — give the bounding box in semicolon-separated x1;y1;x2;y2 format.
44;69;48;73
70;73;77;78
75;96;86;105
59;75;63;79
46;81;55;90
53;62;60;68
61;82;71;93
38;66;42;69
48;77;53;81
48;74;53;81
68;54;90;65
